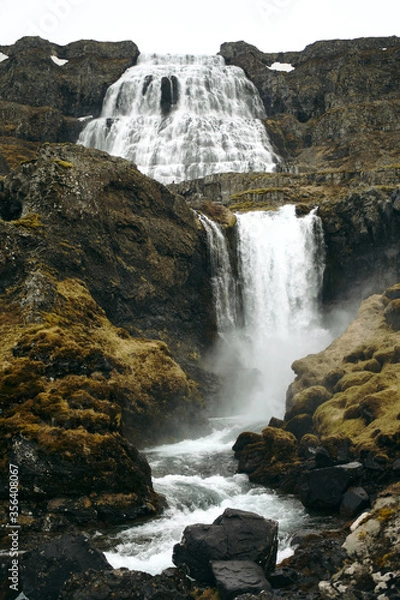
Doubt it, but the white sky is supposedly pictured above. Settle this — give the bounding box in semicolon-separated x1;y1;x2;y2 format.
0;0;399;55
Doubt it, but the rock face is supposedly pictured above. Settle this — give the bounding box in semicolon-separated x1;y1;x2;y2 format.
0;37;138;118
0;143;214;536
0;143;213;350
0;36;139;173
319;187;400;303
220;37;400;172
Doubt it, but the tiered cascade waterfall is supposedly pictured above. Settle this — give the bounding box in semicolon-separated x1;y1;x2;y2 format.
78;53;278;184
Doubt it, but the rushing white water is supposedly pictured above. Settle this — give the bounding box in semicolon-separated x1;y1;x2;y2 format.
205;205;331;419
197;213;239;332
101;418;328;575
99;206;333;576
79;53;277;184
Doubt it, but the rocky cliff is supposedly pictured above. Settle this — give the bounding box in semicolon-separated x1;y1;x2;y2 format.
0;36;138;172
0;142;214;540
220;36;400;173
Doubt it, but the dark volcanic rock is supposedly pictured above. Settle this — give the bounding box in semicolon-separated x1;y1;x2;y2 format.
0;142;213;349
0;142;213;537
219;37;400;172
19;534;110;600
172;508;278;585
319;187;400;303
211;559;271;600
0;36;139;118
220;37;400;121
58;567;193;600
298;462;363;510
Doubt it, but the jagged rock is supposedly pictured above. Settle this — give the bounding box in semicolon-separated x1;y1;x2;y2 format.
58;567;193;600
318;188;400;303
219;38;400;172
172;508;278;585
320;483;400;598
211;559;271;600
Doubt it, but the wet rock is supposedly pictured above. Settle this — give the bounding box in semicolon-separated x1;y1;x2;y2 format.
19;534;110;600
298;462;363;511
172;508;278;585
211;559;271;599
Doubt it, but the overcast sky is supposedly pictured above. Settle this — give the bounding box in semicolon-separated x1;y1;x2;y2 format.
0;0;399;55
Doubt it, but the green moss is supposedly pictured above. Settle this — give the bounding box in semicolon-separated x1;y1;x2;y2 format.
12;213;42;229
51;158;74;168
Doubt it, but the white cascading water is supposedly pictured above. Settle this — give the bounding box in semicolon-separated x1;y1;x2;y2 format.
100;206;333;575
214;205;330;419
197;213;239;332
78;53;277;184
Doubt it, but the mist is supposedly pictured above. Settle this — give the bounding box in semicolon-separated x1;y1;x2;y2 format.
203;206;334;424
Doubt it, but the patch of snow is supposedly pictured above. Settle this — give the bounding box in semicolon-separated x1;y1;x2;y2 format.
0;52;9;62
51;55;68;66
78;115;94;122
382;47;387;51
268;62;295;72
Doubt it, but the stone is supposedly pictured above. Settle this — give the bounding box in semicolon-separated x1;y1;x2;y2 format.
172;508;278;585
20;534;110;600
211;559;271;600
340;486;370;517
285;414;314;440
267;567;298;589
58;567;193;600
298;462;363;510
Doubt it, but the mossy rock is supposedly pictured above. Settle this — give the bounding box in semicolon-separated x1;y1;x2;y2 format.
285;385;332;420
0;272;203;525
383;298;400;331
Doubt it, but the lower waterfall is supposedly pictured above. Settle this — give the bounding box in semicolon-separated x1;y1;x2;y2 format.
209;205;329;420
100;207;332;574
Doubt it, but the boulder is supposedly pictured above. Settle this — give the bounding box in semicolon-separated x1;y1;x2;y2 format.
19;534;110;600
172;508;278;585
340;486;370;517
298;462;363;511
211;559;271;600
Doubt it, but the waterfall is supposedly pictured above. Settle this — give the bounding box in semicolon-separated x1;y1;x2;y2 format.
103;206;332;575
197;214;239;332
78;53;277;184
204;205;330;420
